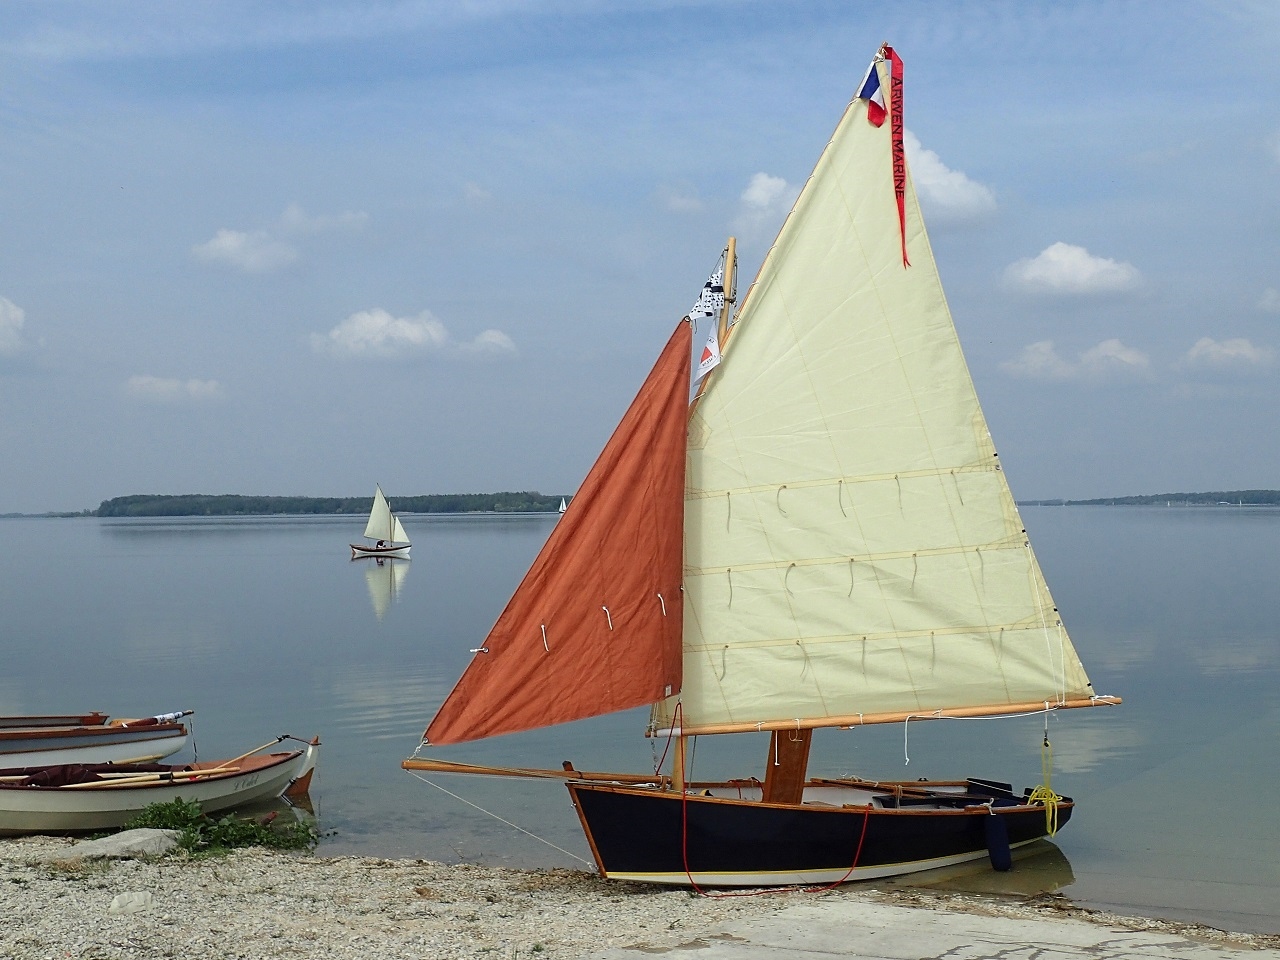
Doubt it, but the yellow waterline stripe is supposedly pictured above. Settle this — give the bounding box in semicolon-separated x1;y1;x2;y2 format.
607;840;1042;883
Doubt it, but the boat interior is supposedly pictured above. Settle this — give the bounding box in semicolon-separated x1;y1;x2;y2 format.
630;777;1042;810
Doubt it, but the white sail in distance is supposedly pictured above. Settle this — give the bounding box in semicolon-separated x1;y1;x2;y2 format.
655;61;1098;737
364;486;409;544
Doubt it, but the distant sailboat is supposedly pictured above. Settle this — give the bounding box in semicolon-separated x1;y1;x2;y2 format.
406;43;1119;887
558;498;567;514
350;485;411;560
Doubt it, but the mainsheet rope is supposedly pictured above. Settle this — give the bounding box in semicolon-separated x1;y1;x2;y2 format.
898;706;1064;835
405;770;596;869
1027;710;1062;836
900;704;1065;765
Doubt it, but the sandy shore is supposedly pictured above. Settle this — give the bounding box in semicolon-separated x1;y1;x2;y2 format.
2;836;1278;959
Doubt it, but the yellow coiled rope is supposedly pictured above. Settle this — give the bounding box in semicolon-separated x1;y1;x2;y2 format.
1028;732;1061;836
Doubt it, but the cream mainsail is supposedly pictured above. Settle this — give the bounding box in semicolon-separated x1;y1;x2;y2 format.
653;58;1098;737
364;485;410;545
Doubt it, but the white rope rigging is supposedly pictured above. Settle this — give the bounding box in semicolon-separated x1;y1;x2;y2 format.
900;704;1064;765
405;770;596;870
1027;541;1067;704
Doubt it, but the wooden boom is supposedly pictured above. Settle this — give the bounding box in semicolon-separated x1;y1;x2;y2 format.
403;757;669;786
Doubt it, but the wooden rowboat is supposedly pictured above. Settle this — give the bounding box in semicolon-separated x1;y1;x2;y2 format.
0;711;191;769
0;734;319;835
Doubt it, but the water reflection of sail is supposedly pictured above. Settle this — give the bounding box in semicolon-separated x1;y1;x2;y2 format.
365;558;409;620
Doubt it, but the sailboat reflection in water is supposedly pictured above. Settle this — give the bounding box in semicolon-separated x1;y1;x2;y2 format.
365;558;408;621
405;43;1120;887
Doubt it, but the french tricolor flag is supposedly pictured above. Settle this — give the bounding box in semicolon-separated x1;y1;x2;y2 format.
857;58;886;127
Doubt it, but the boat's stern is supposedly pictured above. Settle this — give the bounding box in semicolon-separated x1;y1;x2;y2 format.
283;736;320;800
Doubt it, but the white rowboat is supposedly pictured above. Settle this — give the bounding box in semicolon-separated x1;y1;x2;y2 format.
0;711;191;769
0;735;319;835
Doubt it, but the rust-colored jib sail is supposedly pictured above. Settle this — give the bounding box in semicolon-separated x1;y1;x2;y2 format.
424;321;692;745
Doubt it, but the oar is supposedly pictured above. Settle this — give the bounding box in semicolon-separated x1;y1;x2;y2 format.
218;735;291;771
96;767;238;780
61;767;240;789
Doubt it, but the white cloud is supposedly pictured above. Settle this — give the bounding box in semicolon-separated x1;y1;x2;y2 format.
1258;288;1280;312
279;203;368;235
311;308;516;360
125;375;223;402
1079;338;1151;377
192;228;299;273
1001;338;1150;381
192;204;367;273
0;296;30;356
734;172;799;240
1180;337;1274;372
656;184;703;214
999;341;1075;381
463;182;492;205
461;329;518;355
1003;242;1141;296
741;172;789;209
903;130;996;221
1269;131;1280;165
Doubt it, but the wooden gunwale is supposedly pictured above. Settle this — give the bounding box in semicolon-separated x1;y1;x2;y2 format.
0;751;299;791
0;722;185;743
0;714;110;729
571;780;1070;816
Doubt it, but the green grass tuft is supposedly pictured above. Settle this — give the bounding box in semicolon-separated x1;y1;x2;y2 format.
124;798;317;856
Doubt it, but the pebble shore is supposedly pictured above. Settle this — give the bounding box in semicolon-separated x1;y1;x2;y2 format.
3;836;1278;960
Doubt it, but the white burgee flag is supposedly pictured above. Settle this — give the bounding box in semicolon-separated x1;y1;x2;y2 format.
689;263;724;381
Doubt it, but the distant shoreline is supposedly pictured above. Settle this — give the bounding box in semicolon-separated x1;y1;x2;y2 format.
4;489;1279;518
1018;489;1280;507
86;492;570;518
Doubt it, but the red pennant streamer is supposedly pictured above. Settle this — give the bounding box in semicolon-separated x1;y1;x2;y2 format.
882;44;910;268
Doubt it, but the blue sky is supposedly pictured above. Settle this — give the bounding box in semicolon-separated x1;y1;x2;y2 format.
1;2;1278;512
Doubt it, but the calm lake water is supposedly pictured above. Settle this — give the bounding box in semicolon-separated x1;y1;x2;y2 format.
1;507;1276;933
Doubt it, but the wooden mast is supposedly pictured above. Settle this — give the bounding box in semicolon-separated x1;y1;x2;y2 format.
674;239;735;793
719;236;736;345
762;728;812;804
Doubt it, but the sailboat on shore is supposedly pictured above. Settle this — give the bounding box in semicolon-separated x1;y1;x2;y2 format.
350;485;411;560
405;44;1119;887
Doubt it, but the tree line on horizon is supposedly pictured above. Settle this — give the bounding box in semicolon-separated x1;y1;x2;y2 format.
1018;489;1280;506
95;492;568;517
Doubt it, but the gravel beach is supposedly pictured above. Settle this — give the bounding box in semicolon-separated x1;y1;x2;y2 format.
3;836;1278;960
